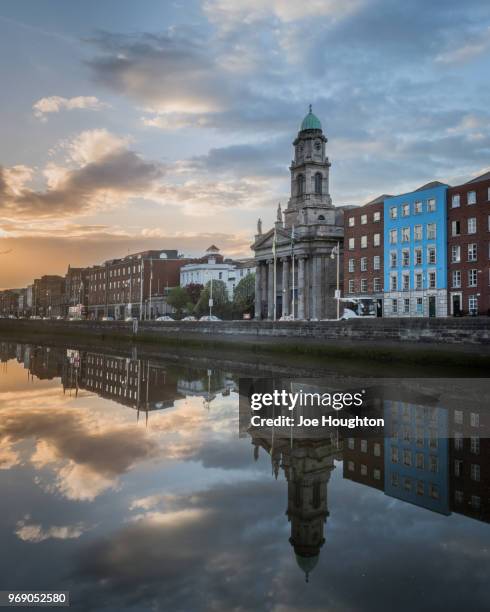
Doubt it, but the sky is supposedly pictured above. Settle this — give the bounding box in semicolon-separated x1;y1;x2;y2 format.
1;0;490;289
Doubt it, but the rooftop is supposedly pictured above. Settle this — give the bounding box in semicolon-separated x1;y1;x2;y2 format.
415;180;449;191
465;170;490;184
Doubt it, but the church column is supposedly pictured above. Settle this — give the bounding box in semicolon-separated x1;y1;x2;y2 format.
254;263;262;319
317;256;325;320
282;258;290;317
260;260;267;319
298;257;306;319
311;257;319;320
267;260;274;319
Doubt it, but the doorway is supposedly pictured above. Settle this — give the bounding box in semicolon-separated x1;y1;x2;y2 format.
429;296;436;318
451;293;462;316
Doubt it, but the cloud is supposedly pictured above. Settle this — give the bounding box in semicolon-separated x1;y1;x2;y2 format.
0;390;161;500
435;26;490;64
33;96;109;120
203;0;363;26
86;29;231;115
15;518;91;542
86;28;304;135
0;126;276;230
0;129;163;220
74;481;286;610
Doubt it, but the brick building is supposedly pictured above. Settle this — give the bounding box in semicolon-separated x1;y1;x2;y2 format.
32;275;65;318
64;266;89;317
343;195;386;316
447;172;490;316
0;289;21;316
78;352;184;413
449;405;490;524
343;435;385;491
87;249;192;320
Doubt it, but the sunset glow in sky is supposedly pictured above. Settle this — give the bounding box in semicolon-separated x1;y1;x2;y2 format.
1;0;490;288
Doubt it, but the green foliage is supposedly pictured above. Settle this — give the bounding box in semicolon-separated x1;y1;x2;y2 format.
233;273;255;317
195;280;231;319
166;286;190;318
185;283;204;304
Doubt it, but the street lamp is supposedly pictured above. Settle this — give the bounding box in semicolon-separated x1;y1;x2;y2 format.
330;242;340;319
207;269;214;317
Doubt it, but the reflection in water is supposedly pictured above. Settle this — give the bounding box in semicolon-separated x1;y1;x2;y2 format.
0;340;489;611
248;381;490;581
0;342;237;419
252;434;339;582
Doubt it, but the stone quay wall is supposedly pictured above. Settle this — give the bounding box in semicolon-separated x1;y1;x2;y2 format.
1;317;490;346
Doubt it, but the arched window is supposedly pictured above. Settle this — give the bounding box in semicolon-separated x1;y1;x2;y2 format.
297;174;305;196
318;215;325;221
315;172;322;195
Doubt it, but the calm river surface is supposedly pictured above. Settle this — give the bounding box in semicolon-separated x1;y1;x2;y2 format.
0;339;488;612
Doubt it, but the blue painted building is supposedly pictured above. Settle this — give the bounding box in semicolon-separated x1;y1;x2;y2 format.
383;182;448;317
384;401;450;515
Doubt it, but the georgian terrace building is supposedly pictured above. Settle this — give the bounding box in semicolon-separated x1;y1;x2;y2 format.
343;195;387;317
447;172;490;316
86;250;191;320
383;182;449;318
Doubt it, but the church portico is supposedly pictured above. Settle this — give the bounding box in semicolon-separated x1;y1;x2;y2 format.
253;231;342;320
252;107;344;320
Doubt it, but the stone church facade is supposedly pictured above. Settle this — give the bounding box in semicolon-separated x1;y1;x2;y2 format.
252;107;344;320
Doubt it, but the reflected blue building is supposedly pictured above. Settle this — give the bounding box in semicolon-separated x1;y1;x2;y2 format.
384;401;450;515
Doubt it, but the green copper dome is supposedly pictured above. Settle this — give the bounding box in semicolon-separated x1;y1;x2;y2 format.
295;553;319;582
300;105;322;131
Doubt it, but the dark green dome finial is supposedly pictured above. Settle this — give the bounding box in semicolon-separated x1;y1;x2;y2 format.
300;105;322;131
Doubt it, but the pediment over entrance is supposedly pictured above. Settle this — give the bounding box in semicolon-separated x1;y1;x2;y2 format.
252;226;292;252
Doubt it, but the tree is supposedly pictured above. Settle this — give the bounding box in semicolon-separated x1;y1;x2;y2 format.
185;283;204;305
195;280;231;319
166;286;190;318
233;273;255;318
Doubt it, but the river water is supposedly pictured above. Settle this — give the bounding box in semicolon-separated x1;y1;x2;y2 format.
0;339;488;611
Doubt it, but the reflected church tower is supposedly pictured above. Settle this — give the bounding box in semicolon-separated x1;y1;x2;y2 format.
252;435;337;582
283;441;334;581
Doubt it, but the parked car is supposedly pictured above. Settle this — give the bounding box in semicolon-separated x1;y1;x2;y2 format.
125;317;137;322
182;316;197;321
155;315;174;321
30;315;41;320
199;315;222;322
101;316;114;321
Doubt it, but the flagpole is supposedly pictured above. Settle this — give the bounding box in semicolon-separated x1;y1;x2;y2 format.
273;227;277;321
149;259;153;320
291;225;295;320
336;241;340;319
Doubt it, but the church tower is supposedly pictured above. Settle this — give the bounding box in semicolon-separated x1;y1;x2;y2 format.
252;105;344;320
283;105;334;229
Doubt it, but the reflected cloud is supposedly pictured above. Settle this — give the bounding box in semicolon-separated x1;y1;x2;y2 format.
15;516;91;542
